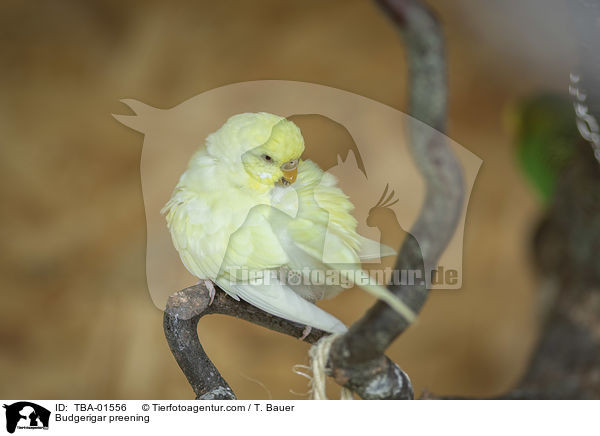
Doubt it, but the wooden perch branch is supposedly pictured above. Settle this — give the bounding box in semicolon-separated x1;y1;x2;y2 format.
327;0;463;398
164;0;465;400
164;285;328;399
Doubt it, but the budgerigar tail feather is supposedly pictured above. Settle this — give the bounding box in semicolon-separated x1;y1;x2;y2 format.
293;237;417;322
284;236;415;322
294;243;417;322
337;267;416;322
224;279;347;334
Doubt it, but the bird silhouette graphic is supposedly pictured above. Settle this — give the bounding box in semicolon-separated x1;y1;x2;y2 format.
113;80;480;306
366;183;408;253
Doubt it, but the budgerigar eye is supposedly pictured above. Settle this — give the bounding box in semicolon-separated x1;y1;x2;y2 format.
263;155;272;162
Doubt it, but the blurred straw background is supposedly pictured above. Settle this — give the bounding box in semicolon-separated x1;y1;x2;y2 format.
0;0;577;399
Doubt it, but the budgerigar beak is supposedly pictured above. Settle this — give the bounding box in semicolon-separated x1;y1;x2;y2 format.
281;168;298;185
280;159;299;185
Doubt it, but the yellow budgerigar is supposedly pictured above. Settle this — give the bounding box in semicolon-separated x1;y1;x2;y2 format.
162;112;415;334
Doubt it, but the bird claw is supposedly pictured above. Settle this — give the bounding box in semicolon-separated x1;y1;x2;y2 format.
299;325;312;340
197;280;216;305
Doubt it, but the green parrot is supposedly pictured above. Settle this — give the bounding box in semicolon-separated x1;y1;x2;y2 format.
512;94;578;204
509;92;600;398
512;92;600;293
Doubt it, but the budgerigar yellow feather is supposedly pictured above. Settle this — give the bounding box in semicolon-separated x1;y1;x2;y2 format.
162;112;415;334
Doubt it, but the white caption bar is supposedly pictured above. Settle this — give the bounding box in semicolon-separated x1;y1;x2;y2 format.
1;400;597;435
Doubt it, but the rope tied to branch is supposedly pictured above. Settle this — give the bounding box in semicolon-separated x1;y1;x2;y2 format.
294;333;354;400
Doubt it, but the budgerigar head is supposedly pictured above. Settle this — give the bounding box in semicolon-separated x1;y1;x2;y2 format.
206;112;305;188
241;118;305;187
